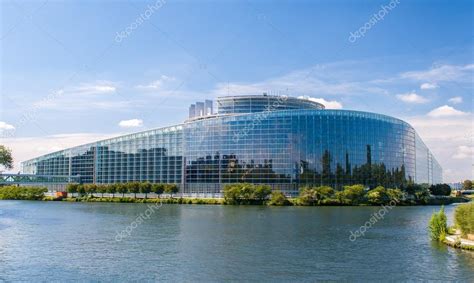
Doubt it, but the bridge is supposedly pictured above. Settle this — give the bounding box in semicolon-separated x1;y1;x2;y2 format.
0;173;80;189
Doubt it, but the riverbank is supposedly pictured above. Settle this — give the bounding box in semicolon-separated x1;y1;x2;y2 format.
429;203;474;252
445;234;474;251
39;195;471;206
2;185;470;206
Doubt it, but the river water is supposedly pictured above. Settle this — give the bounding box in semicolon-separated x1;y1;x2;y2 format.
0;201;472;281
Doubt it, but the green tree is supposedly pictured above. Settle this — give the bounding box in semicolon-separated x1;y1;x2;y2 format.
107;184;117;198
84;184;97;197
462;180;472;190
97;184;107;198
140;182;152;199
299;186;317;205
164;184;179;198
66;183;78;197
117;183;127;197
386;188;404;202
0;145;13;170
152;183;164;198
429;206;447;241
268;191;290;206
223;184;241;204
252;185;271;201
341;184;366;205
77;185;86;197
127;182;140;198
367;186;390;205
429;184;451;196
454;203;474;237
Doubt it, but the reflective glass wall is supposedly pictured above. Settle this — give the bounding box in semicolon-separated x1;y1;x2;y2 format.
22;109;442;195
183;110;419;194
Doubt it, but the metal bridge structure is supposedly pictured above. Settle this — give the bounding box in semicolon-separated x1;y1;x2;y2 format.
0;173;80;190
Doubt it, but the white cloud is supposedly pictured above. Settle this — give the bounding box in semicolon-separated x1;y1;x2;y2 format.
75;81;117;94
137;75;176;90
448;96;463;104
401;63;473;82
396;92;428;104
297;96;343;109
210;62;389;98
0;121;15;131
453;145;474;160
118;119;143;128
420;83;438;90
427;105;468;117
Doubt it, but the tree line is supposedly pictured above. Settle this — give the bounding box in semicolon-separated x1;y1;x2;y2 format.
224;182;456;206
66;182;179;199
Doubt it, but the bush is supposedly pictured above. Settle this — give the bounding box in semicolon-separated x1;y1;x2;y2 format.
340;185;366;205
429;184;451;196
223;183;271;205
429;206;447;241
454;202;474;237
367;186;390;205
268;191;291;206
298;186;334;205
0;186;48;200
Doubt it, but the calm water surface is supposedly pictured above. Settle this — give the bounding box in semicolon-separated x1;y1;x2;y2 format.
0;201;473;281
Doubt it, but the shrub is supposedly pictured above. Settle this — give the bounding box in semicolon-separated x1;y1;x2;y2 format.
0;186;48;200
268;191;291;206
139;182;152;199
152;183;164;197
164;184;179;198
298;186;334;205
454;202;474;237
429;206;447;241
429;184;451;196
66;184;78;197
340;184;366;205
127;182;140;198
367;186;390;205
223;183;271;205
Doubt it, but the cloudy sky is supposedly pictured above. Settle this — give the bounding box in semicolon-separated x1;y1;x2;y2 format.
1;0;472;182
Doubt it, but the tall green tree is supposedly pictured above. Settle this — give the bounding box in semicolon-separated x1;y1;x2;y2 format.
164;184;179;198
252;185;272;201
140;182;152;199
66;183;78;197
117;183;127;197
462;180;472;190
107;184;117;198
97;184;107;198
77;185;86;197
152;183;164;198
128;182;140;198
0;145;13;170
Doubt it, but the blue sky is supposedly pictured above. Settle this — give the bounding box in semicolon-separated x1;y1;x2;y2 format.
1;0;472;182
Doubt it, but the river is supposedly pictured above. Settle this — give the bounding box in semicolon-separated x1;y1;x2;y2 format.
0;201;472;281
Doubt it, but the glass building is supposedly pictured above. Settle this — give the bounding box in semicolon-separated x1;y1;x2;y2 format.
21;95;442;195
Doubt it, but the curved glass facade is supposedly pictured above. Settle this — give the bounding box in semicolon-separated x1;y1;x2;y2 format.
21;95;442;195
